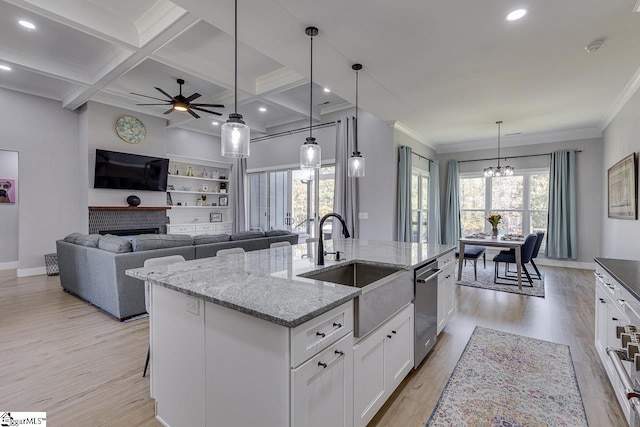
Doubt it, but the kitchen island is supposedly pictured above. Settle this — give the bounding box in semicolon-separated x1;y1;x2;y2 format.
127;238;454;427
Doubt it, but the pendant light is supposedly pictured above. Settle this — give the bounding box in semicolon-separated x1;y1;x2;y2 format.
348;64;365;177
221;0;250;158
300;27;321;169
483;121;514;177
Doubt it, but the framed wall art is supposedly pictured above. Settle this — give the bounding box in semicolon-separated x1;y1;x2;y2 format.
210;213;222;223
0;178;16;204
608;153;638;220
219;196;228;206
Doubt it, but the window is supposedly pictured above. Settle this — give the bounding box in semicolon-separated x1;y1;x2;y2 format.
411;170;429;242
460;170;549;240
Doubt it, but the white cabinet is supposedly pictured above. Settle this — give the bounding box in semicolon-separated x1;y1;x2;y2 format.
353;304;414;427
167;222;233;236
291;334;353;427
167;155;233;229
437;251;456;334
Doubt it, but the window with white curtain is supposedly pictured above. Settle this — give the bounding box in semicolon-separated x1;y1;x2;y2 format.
411;169;429;242
459;169;549;241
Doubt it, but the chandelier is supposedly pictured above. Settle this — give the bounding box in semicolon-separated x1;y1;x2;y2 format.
483;120;514;177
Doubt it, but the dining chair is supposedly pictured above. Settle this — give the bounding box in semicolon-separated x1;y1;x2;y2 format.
455;245;486;281
216;247;245;256
142;255;186;377
502;231;545;280
270;241;291;248
492;233;537;286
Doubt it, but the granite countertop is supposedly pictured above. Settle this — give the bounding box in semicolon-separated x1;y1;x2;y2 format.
595;257;640;301
126;238;455;328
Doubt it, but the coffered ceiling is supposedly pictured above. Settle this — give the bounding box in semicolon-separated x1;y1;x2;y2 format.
1;0;639;151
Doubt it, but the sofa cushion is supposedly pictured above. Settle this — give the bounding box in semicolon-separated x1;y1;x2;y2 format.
75;234;100;248
98;234;133;253
265;229;291;237
63;232;84;244
230;231;266;241
193;234;231;245
131;234;194;252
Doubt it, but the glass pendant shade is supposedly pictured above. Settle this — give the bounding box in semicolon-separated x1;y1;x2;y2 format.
483;121;513;177
348;152;365;177
484;167;494;177
300;137;321;169
221;113;250;158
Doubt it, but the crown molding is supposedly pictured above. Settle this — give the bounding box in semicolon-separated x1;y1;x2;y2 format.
388;120;437;151
436;127;602;154
600;64;640;131
321;101;352;116
255;67;305;95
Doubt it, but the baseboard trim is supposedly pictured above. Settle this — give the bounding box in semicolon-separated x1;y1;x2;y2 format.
17;266;47;277
0;261;19;270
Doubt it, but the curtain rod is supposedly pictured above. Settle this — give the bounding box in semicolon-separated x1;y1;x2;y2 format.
250;121;339;143
411;151;433;163
457;150;582;163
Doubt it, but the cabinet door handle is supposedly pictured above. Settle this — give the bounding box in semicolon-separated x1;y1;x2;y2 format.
318;362;327;369
445;275;451;279
392;330;397;334
316;331;326;338
387;334;393;339
333;322;342;328
599;298;606;303
334;350;344;357
612;317;619;321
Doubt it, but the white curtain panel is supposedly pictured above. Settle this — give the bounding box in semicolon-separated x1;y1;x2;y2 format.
332;117;358;239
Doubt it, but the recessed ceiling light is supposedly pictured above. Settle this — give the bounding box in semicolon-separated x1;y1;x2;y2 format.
259;107;267;112
18;20;36;30
506;9;527;21
211;121;219;126
0;65;11;71
323;88;331;93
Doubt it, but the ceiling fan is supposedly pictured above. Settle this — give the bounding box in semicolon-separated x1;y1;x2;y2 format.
131;78;224;119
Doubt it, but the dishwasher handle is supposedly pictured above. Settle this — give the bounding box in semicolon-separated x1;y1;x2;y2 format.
416;268;441;283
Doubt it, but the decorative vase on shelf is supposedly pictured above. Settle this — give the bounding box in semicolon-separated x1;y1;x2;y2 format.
491;226;499;239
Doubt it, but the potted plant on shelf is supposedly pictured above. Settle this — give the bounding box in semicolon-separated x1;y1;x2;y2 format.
487;214;502;238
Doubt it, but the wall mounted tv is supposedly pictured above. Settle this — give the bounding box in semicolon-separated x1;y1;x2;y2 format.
94;149;169;192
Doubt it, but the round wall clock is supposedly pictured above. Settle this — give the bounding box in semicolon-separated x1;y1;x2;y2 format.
115;115;146;144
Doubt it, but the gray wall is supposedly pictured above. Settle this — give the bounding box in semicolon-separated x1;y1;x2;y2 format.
602;89;640;259
0;150;19;265
247;108;396;241
437;137;603;264
0;87;83;272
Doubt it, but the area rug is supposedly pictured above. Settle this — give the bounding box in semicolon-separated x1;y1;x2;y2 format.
426;327;588;427
456;260;545;298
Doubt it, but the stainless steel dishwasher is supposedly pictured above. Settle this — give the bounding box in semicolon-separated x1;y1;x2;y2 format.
414;260;440;368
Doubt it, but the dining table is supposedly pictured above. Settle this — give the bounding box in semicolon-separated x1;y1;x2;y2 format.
457;235;527;290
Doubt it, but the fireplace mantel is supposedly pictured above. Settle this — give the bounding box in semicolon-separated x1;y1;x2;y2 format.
88;206;171;211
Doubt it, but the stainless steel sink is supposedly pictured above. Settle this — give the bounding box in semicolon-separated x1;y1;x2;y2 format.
299;261;413;338
299;261;404;288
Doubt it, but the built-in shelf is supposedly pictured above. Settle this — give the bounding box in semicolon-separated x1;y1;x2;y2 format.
169;206;230;209
89;206;171;211
168;175;229;183
168;190;229;195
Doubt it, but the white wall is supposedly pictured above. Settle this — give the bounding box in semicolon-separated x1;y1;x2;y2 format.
602;89;640;259
437;137;603;265
0;150;19;266
247;108;396;241
0;87;83;274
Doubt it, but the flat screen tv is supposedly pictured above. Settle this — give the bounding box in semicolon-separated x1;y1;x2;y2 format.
94;149;169;192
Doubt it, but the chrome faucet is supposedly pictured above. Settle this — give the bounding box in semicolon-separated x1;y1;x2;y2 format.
317;213;351;266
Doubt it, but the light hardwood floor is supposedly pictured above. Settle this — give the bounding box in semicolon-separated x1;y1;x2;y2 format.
0;265;627;426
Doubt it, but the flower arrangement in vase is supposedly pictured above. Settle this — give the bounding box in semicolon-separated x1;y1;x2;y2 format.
487;214;502;238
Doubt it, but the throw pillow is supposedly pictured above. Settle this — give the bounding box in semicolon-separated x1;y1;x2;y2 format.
63;232;84;244
131;234;194;252
75;234;100;248
98;234;133;253
193;234;231;245
230;231;266;241
265;229;290;237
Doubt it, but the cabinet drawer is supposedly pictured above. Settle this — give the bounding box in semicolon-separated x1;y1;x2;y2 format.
168;225;196;235
216;223;233;233
291;301;353;368
196;224;217;233
437;251;455;270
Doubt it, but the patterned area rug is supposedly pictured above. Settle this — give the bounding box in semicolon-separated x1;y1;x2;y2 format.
426;327;588;427
456;260;545;298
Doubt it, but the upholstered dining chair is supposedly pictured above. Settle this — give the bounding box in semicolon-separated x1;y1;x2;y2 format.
142;254;186;377
501;231;545;280
270;241;291;248
455;246;486;281
216;247;245;256
492;233;538;286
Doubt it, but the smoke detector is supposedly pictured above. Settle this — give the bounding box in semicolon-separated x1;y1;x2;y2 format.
585;39;604;53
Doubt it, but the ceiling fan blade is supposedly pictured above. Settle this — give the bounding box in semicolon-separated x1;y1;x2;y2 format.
155;87;174;100
163;107;174;115
185;92;202;103
130;92;170;102
191;107;222;116
136;103;171;106
191;103;225;108
188;109;200;119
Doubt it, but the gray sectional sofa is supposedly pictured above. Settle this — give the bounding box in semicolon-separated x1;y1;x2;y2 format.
56;230;298;320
